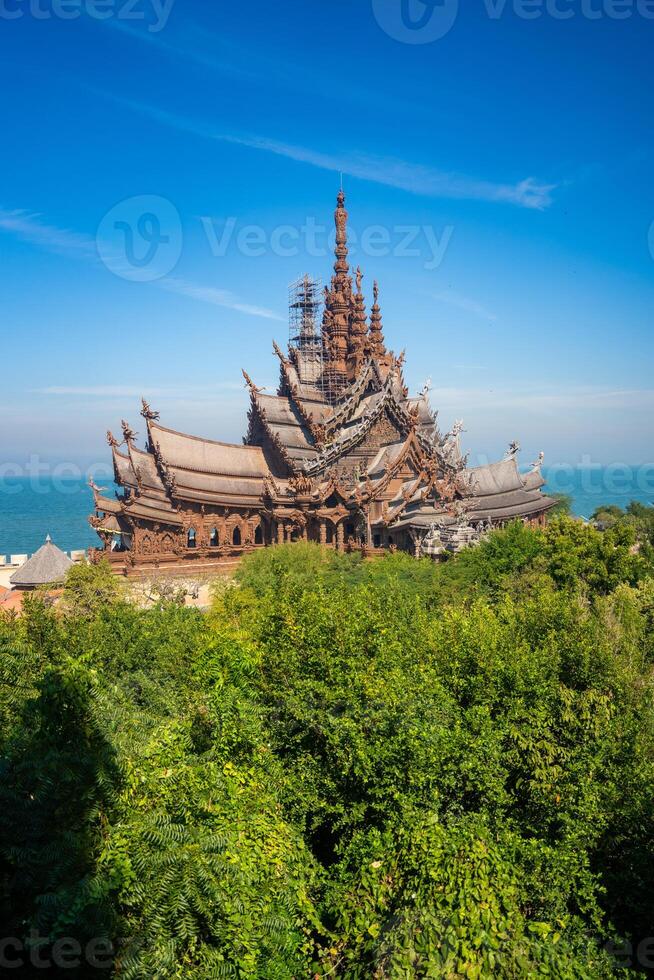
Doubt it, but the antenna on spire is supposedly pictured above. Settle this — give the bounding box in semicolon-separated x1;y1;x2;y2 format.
339;171;343;191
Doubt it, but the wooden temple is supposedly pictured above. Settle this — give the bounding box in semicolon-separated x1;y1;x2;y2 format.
90;190;555;573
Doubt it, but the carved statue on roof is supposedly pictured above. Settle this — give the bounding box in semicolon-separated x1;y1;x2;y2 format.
505;440;521;459
420;377;433;398
335;189;348;243
531;451;545;470
289;473;313;496
443;419;465;442
163;470;177;497
106;429;119;448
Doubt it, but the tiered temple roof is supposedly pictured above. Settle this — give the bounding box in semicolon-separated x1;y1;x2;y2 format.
90;191;555;570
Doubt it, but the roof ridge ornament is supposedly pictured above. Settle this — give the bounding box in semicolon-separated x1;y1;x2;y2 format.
272;339;288;363
505;440;521;460
242;369;263;393
121;419;138;447
141;398;160;421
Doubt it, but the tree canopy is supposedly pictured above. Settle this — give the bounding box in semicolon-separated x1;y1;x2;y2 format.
1;515;653;977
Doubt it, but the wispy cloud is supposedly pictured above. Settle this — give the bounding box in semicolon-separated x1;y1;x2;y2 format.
160;277;282;321
109;97;557;211
0;207;281;321
101;19;261;81
0;208;97;257
32;383;245;397
94;16;414;118
434;385;654;416
432;289;498;321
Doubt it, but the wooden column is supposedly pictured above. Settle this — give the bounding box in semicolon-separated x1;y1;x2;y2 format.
319;520;327;546
336;522;345;552
277;522;284;545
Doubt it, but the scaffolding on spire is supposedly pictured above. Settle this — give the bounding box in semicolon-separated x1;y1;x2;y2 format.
288;274;336;397
288;274;323;350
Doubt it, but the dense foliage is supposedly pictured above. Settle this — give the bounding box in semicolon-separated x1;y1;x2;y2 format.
1;514;654;977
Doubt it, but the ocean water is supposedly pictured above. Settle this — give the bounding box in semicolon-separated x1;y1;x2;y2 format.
0;478;112;557
0;468;653;558
542;465;654;519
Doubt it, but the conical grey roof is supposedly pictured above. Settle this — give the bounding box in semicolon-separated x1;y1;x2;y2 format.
10;535;73;587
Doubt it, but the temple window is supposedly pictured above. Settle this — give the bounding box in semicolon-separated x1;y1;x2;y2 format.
326;524;333;544
374;534;381;548
254;524;263;545
232;526;242;546
209;527;219;547
187;528;197;549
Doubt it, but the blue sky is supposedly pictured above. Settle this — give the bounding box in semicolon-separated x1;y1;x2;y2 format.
1;0;653;470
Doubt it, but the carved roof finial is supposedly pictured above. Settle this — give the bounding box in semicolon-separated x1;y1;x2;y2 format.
272;339;287;362
242;369;263;393
140;398;159;421
121;419;137;446
106;429;119;448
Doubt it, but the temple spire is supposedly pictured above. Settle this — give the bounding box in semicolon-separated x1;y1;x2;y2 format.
321;189;354;392
348;266;368;366
368;280;386;357
333;188;350;284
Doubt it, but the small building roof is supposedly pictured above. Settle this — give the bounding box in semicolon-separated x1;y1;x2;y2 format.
9;535;73;588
